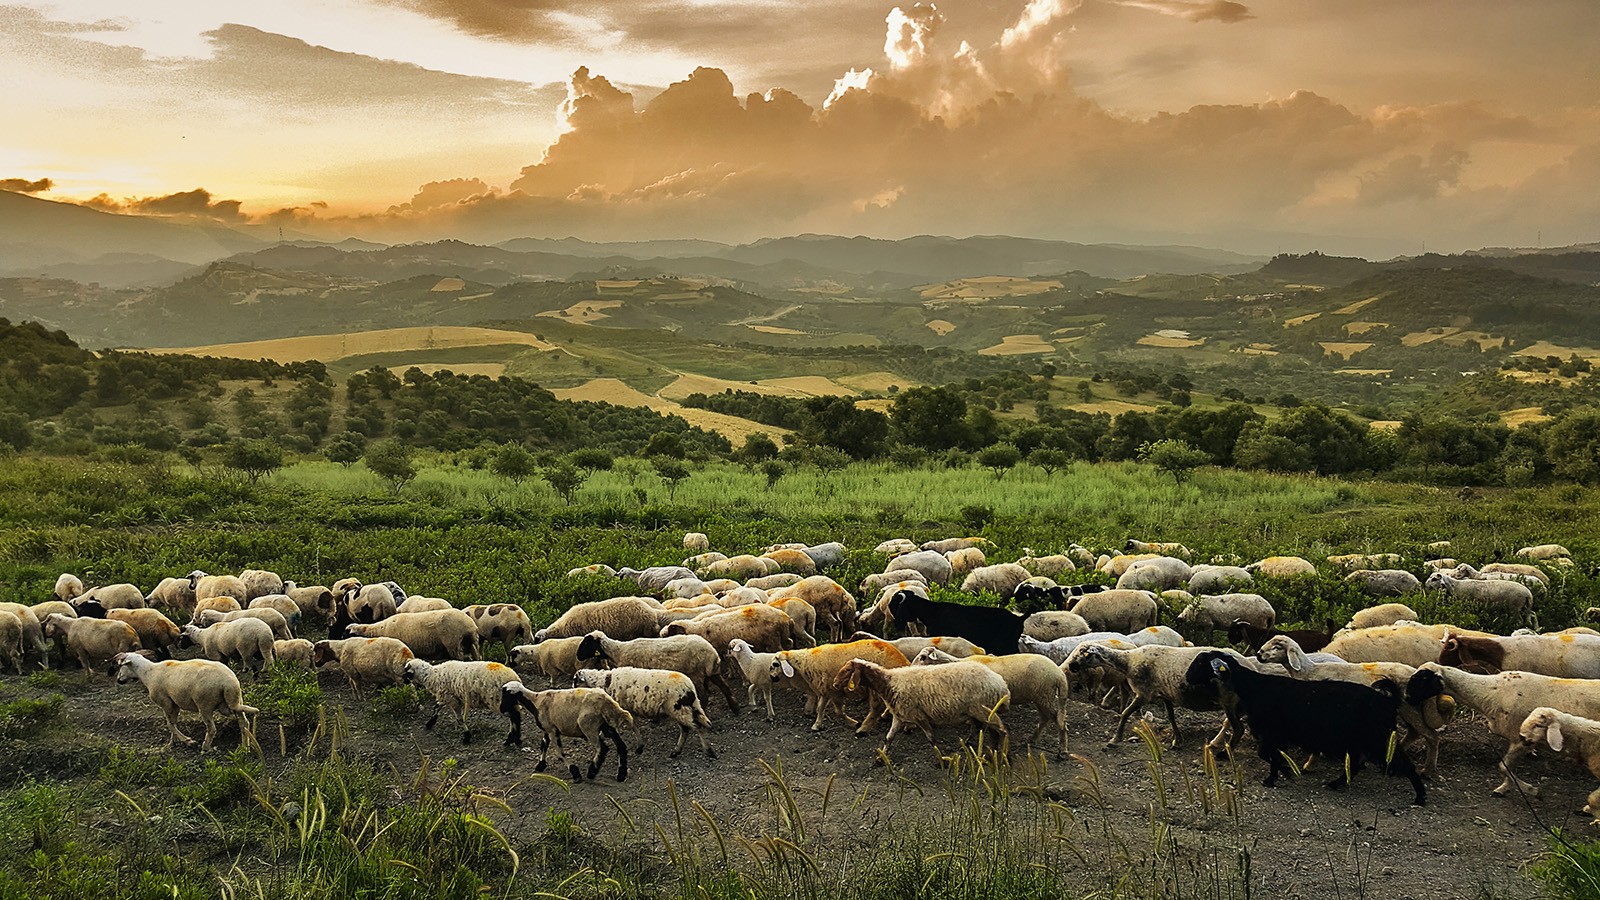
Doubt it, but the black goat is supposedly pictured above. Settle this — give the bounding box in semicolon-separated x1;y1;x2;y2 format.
1186;650;1426;805
1227;619;1335;654
887;589;1024;654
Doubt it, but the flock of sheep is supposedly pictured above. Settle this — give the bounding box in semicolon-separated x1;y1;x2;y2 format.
9;534;1600;815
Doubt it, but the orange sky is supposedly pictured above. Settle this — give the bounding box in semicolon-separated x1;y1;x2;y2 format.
3;0;1598;254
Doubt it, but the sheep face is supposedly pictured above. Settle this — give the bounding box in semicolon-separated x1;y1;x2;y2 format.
1423;572;1448;591
186;571;205;589
311;641;337;667
74;598;108;619
1404;667;1446;706
112;653;142;684
401;658;429;685
178;625;202;649
576;633;608;664
1520;709;1561;750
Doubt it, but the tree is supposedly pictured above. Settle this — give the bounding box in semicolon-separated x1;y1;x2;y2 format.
800;396;888;458
738;433;780;467
1029;447;1071;476
569;448;614;472
542;462;586;502
890;386;970;451
365;441;416;490
224;439;283;483
761;459;786;489
0;410;31;451
1139;439;1210;484
977;442;1022;478
324;432;366;467
808;446;851;473
645;431;686;459
654;459;690;499
491;443;537;484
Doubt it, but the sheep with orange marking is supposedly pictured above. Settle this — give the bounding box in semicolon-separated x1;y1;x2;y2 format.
402;658;522;743
770;638;910;733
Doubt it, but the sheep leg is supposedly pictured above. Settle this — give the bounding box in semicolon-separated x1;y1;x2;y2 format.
604;723;629;782
670;724;689;758
856;689;887;735
810;689;829;731
424;702;441;731
458;703;473;744
1493;741;1539;796
200;708;218;752
1259;743;1285;787
706;672;740;714
1163;699;1182;749
590;727;609;779
553;733;582;783
1110;696;1145;745
533;733;551;773
160;702;196;747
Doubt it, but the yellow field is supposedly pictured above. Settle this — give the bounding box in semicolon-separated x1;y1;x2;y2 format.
537;300;622;324
1369;420;1403;431
1236;347;1279;356
1506;370;1581;385
1343;321;1387;334
1319;342;1372;359
854;398;896;414
1334;368;1392;375
1515;341;1600;362
1333;295;1384;315
429;277;466;292
1502;407;1552;427
387;363;507;378
1285;313;1322;326
748;325;806;335
926;320;956;335
1401;326;1461;347
1137;335;1206;348
658;374;798;401
918;276;1063;301
550;378;791;443
1069;400;1157;416
594;280;644;289
149;326;557;363
756;376;856;396
837;372;916;392
978;335;1055;356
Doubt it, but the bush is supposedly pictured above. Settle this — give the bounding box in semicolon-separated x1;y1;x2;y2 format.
364;442;416;490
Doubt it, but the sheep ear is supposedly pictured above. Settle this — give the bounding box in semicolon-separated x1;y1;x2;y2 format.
1209;658;1229;676
1283;651;1303;673
780;659;794;678
1548;720;1564;752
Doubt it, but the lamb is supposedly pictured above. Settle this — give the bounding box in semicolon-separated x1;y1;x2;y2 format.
726;638;781;720
196;607;293;641
248;594;304;627
340;581;398;624
887;590;1024;656
536;597;664;642
43;613;140;673
1177;593;1276;635
1437;631;1600;678
831;658;1009;760
1245;556;1317;579
112;653;257;750
463;604;533;653
913;647;1069;756
921;537;992;554
1187;565;1253;595
1327;553;1402;570
1406;663;1600;795
859;569;928;598
859;580;927;634
1023;610;1090;641
312;636;414;695
1068;589;1160;634
684;532;711;552
762;548;818;576
1344;570;1421;597
1424;572;1534;614
697;556;776;581
1517;543;1571;561
747;573;803;591
1258;635;1448;774
1343;603;1420;632
179;618;274;673
0;602;48;669
959;563;1032;599
281;582;336;622
0;611;23;674
567;564;618;578
1518;708;1600;823
1189;651;1425;805
1124;540;1192;559
946;547;988;579
145;577;197;617
498;683;632;782
802;542;847;570
53;574;84;604
507;637;596;684
574;666;716;758
874;539;918;556
188;571;248;603
1116;557;1193;592
1066;643;1239;748
575;630;736;711
239;569;284;600
273;638;315;668
886;550;954;585
402;658;521;743
77;583;145;611
768;576;857;641
1016;554;1076;577
344;608;480;660
1227;619;1334;654
662;603;812;652
771;638;910;732
106;608;182;659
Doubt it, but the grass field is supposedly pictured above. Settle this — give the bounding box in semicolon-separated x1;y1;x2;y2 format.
149;326;559;361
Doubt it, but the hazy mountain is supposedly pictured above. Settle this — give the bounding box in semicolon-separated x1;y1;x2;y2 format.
496;236;731;258
0;252;198;288
0;191;264;266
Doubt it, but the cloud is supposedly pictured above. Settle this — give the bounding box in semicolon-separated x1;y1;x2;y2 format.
0;177;53;193
388;178;494;212
1115;0;1252;24
81;188;247;222
1356;145;1469;206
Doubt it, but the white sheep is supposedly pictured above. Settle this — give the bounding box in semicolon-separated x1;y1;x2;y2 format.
106;608;182;658
537;597;664;642
960;563;1032;599
1100;553;1159;577
921;537;991;554
859;569;928;599
664;576;712;599
180;618;275;673
1439;631;1600;678
312;636;414;696
0;611;24;674
575;666;716;758
914;647;1069;756
766;595;818;645
773;639;911;732
53;574;84;604
1018;632;1126;665
112;653;257;750
1452;563;1545;589
859;580;927;634
684;532;711;552
0;602;49;669
193;596;242;619
1065;643;1239;749
697;556;776;581
248;594;304;628
1176;593;1276;634
146;577;197;617
507;637;596;684
747;573;803;591
344;608;480;660
281;582;336;622
1069;590;1160;634
849;633;987;660
397;595;454;614
663;603;811;652
1245;556;1317;578
575;630;736;711
1517;543;1571;561
1518;708;1600;823
1342;603;1420;632
1424;572;1534;613
1326;553;1401;570
499;683;633;782
77;583;145;610
1116;557;1193;592
1480;562;1551;585
197;607;293;641
340;581;398;623
1066;544;1097;567
763;548;818;576
239;569;284;600
874;538;918;556
767;576;857;642
1324;622;1483;667
886;550;954;586
188;571;248;603
403;659;522;742
1023;610;1090;642
463;604;533;652
832;658;1009;759
1016;554;1076;577
43;613;139;673
946;547;988;579
273;638;315;668
1187;565;1253;595
726;638;780;720
802;542;846;570
566;564;618;578
1343;570;1421;597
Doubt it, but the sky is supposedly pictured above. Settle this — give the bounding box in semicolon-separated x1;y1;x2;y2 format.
3;0;1598;255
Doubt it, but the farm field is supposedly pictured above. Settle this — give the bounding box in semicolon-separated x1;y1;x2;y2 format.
148;326;559;361
1;455;1599;898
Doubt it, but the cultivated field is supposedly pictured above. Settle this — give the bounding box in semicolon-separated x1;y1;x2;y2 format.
149;326;559;362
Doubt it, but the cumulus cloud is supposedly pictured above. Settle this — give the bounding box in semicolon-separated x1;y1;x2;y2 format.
1115;0;1252;24
1357;145;1469;206
388;178;494;213
0;177;53;193
82;188;247;222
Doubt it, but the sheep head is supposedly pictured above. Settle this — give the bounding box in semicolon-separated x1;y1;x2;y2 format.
1520;708;1564;751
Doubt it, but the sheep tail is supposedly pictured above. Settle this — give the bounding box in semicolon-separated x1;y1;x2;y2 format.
461;632;479;660
677;690;712;728
233;702;260;715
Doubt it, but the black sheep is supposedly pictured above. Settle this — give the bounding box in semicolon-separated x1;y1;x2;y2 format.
1227;619;1336;654
887;590;1025;655
1186;649;1426;805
